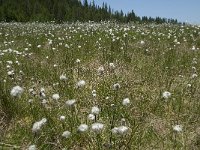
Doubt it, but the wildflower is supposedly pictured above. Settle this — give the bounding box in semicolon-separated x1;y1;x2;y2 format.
140;40;145;45
113;83;120;90
62;131;71;138
109;63;115;70
28;145;36;150
32;118;47;133
162;91;171;99
112;126;129;135
7;70;14;76
88;114;95;121
60;74;67;81
66;99;76;106
91;123;104;133
97;66;104;75
78;124;88;132
122;98;130;106
173;125;183;132
77;80;86;88
76;59;80;63
91;106;100;115
52;94;60;101
92;90;97;97
10;86;24;97
191;73;198;78
60;116;66;121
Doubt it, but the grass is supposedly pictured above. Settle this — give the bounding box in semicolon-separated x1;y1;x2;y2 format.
0;22;200;149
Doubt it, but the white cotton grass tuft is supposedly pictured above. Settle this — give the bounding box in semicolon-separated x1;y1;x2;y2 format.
122;98;130;106
52;93;60;101
109;63;115;70
91;106;100;115
10;85;24;97
88;114;95;121
91;123;104;133
60;74;67;81
113;83;120;90
62;131;71;138
162;91;171;100
112;126;129;135
60;116;66;121
92;90;97;97
76;80;86;88
173;125;183;132
97;66;104;75
66;99;76;106
76;59;81;63
28;145;36;150
32;118;47;133
78;124;88;132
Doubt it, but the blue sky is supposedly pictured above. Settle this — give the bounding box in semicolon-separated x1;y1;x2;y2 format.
86;0;200;24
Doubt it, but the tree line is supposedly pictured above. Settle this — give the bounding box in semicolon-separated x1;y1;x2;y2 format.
0;0;180;24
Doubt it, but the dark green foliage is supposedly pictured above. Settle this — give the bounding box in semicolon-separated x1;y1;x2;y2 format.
0;0;180;24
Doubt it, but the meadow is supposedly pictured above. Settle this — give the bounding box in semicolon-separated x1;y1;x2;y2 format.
0;22;200;149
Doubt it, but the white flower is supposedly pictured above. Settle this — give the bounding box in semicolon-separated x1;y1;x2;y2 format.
109;63;115;70
77;80;86;88
66;99;76;106
28;145;36;150
112;126;129;135
191;73;198;78
92;90;97;97
60;74;67;81
113;83;120;90
62;131;71;138
52;94;60;100
91;123;104;133
78;124;88;132
140;40;145;45
32;118;47;133
91;106;100;115
173;125;183;132
122;98;130;106
10;86;24;97
60;116;66;121
76;59;80;63
162;91;171;99
88;114;95;121
97;66;104;75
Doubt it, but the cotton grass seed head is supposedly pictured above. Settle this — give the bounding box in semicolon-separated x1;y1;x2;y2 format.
113;83;120;90
10;85;24;97
62;131;71;138
162;91;171;99
52;93;60;101
122;98;130;106
91;106;100;115
88;114;95;121
66;99;76;106
173;125;183;132
28;145;36;150
60;116;66;121
32;118;47;133
60;74;67;81
112;126;129;135
91;123;104;133
77;80;86;88
78;124;88;132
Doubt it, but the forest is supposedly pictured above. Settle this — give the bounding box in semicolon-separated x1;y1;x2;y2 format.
0;0;179;24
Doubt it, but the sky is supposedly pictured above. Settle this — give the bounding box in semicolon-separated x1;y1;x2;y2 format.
87;0;200;24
